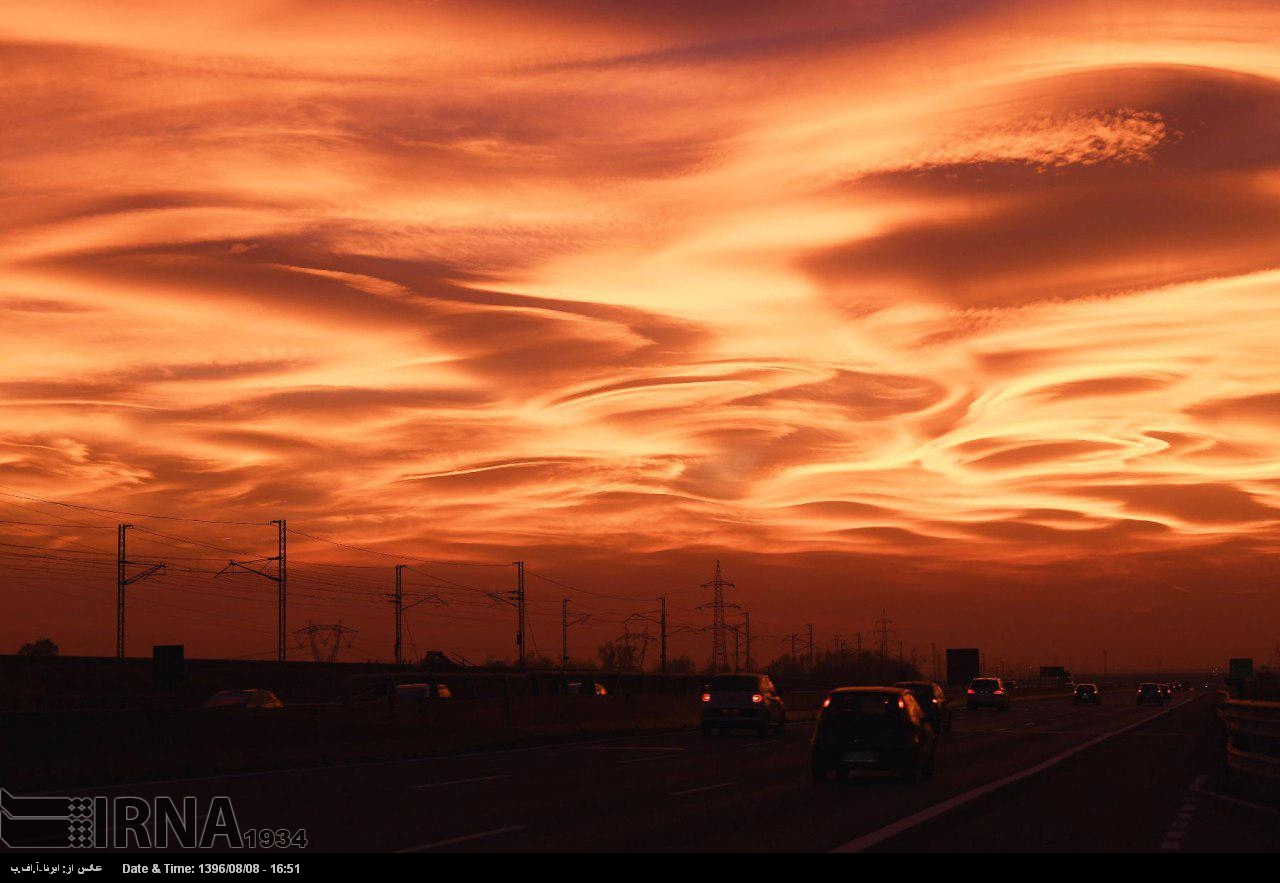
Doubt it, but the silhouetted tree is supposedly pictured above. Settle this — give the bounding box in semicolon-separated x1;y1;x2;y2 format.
597;640;640;671
666;655;696;674
17;638;58;657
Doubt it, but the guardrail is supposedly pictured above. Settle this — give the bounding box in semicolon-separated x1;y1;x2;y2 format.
1218;697;1280;785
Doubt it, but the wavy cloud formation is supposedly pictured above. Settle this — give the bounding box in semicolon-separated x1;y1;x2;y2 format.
2;0;1278;665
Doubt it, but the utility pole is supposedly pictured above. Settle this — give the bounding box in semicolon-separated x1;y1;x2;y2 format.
275;519;286;663
1104;648;1109;676
216;519;287;663
932;642;938;682
115;524;164;661
898;640;904;666
698;561;737;673
514;560;526;668
743;611;751;671
393;564;405;666
856;631;862;656
807;623;815;670
659;596;668;673
393;570;446;666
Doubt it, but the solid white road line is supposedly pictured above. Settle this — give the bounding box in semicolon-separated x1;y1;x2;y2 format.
831;696;1202;853
1191;778;1280;817
395;825;526;853
670;782;736;797
414;774;511;789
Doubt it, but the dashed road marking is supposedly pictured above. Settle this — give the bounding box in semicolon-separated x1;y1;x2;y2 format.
414;774;511;789
670;781;736;797
396;825;526;852
1160;774;1206;851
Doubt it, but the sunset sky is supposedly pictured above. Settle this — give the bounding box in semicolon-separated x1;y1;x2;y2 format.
2;0;1279;670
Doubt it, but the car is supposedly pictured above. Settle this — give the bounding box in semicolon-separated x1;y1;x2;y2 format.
894;680;952;733
200;689;283;710
1136;682;1164;706
966;677;1011;711
395;682;452;701
1159;683;1174;702
1073;683;1102;706
811;687;936;783
567;681;608;696
701;673;786;737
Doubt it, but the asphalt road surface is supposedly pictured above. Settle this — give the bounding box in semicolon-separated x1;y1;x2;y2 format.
31;689;1280;852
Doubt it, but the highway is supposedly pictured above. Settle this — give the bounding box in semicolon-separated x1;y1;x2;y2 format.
36;687;1276;853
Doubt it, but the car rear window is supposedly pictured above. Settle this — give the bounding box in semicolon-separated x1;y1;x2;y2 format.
827;692;900;716
971;678;999;688
710;675;760;691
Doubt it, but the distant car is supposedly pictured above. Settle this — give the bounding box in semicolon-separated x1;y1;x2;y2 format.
1136;682;1164;706
1159;683;1174;702
966;677;1010;711
701;673;786;737
566;681;608;696
201;689;283;710
811;688;936;782
395;682;452;700
894;680;952;733
1073;683;1102;706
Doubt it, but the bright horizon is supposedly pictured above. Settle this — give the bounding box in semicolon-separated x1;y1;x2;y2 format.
2;1;1279;671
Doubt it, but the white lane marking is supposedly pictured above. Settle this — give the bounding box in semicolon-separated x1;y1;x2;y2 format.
396;825;526;852
1160;774;1206;851
586;746;687;752
670;782;736;797
414;774;511;790
1190;779;1280;817
832;695;1202;853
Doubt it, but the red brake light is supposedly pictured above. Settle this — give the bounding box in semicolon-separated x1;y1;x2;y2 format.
897;698;905;709
966;688;975;694
994;689;1004;695
751;693;763;704
822;697;831;708
701;693;711;703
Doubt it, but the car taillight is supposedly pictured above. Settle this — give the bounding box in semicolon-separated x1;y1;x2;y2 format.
994;689;1004;695
966;689;975;694
751;694;763;704
897;698;905;709
931;698;939;704
822;697;831;708
701;693;711;703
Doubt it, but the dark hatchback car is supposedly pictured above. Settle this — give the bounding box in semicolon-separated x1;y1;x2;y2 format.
894;680;952;733
701;673;786;737
1073;683;1102;706
1136;682;1165;706
811;687;936;783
